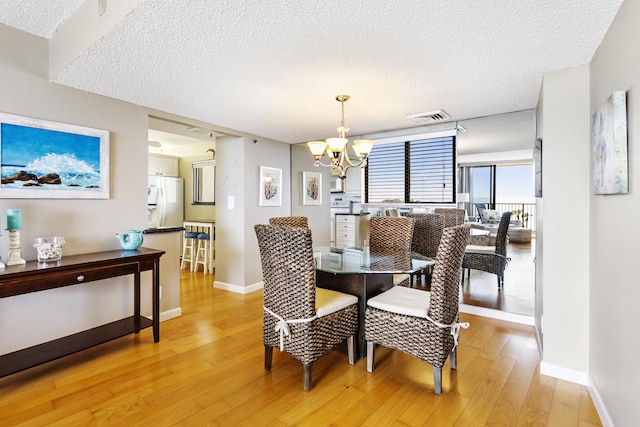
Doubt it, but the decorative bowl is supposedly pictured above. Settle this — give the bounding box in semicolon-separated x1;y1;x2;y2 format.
33;237;65;262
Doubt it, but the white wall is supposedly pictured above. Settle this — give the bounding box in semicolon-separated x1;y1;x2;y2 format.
537;65;591;377
589;0;640;424
291;144;331;246
0;25;150;354
214;135;291;293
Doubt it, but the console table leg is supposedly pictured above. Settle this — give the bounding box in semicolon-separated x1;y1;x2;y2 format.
134;272;141;333
152;258;160;342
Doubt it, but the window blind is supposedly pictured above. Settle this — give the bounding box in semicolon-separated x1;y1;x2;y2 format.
365;136;456;203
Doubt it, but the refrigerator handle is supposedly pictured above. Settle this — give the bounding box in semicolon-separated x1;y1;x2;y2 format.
157;187;167;226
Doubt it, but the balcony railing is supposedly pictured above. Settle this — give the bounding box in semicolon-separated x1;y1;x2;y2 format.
470;202;536;232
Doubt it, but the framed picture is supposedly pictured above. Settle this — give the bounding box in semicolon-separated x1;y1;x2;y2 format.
0;112;110;199
302;171;322;205
593;90;628;195
534;138;542;197
259;166;282;206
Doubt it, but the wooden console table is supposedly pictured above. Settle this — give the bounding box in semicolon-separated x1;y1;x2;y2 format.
0;247;164;378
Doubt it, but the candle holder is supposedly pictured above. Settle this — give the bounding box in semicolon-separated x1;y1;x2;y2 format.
6;229;26;266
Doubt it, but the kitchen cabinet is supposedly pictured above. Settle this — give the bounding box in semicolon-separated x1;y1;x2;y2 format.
149;153;179;177
334;213;370;247
343;168;362;194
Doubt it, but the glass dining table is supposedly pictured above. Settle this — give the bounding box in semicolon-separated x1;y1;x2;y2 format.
313;246;434;358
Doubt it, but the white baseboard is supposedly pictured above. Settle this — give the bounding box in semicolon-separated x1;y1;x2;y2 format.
459;304;535;325
539;361;588;385
587;376;614;427
538;363;616;426
159;307;182;322
213;280;263;294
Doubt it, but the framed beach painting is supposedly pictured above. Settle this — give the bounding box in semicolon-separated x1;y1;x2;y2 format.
0;113;109;199
592;90;628;195
259;166;282;206
302;171;322;205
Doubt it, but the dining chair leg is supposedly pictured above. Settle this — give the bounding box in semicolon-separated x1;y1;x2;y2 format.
347;335;355;365
264;346;273;371
303;363;313;392
450;347;457;370
366;341;375;373
433;366;442;395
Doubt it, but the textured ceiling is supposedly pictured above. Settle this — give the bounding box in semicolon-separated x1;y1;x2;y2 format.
0;0;624;154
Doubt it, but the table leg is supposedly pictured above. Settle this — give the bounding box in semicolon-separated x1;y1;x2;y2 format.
316;271;393;358
134;272;141;333
152;257;160;342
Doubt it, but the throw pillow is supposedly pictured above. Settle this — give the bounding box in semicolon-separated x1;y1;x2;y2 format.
481;209;501;223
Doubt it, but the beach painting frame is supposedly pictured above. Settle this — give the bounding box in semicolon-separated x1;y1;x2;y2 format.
302;171;322;205
592;90;628;195
259;166;282;206
0;113;109;199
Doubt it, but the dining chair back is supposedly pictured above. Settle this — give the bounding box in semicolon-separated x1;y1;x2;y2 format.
269;216;309;228
407;213;445;259
433;208;465;228
369;216;415;253
474;203;487;220
369;216;415;286
406;212;445;287
254;224;358;391
364;224;470;394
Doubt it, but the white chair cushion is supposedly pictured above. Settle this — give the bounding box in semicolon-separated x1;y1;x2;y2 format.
367;286;430;319
393;273;410;285
465;244;496;255
315;288;358;318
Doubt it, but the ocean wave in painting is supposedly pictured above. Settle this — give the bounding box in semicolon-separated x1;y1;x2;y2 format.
1;153;101;190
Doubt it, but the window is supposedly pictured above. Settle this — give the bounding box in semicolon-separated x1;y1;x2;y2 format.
192;160;215;204
365;136;456;203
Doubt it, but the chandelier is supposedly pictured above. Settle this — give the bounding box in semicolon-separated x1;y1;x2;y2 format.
307;95;375;179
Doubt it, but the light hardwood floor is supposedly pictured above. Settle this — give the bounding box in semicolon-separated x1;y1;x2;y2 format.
461;240;535;316
0;268;600;426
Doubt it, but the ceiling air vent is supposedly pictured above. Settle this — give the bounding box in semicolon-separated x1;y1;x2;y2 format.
406;109;450;125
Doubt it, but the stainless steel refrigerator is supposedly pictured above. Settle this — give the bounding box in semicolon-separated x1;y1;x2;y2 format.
147;176;184;227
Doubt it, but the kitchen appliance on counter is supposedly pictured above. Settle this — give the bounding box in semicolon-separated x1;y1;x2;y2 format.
148;176;184;227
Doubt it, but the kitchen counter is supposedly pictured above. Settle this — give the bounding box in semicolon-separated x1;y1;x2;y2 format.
141;228;182;321
144;226;185;234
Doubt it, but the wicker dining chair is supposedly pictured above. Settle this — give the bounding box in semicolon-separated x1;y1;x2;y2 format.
268;216;309;228
364;224;470;394
433;208;465;228
369;216;415;252
369;216;415;286
254;224;358;392
407;213;445;287
462;211;512;288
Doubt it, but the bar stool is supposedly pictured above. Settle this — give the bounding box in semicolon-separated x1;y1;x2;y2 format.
194;232;211;274
181;231;199;270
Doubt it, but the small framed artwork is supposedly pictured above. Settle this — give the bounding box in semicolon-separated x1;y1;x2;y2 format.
259;166;282;206
534;138;542;197
0;112;110;199
302;171;322;205
592;90;628;195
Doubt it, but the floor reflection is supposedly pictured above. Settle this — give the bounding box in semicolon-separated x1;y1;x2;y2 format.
460;240;534;316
